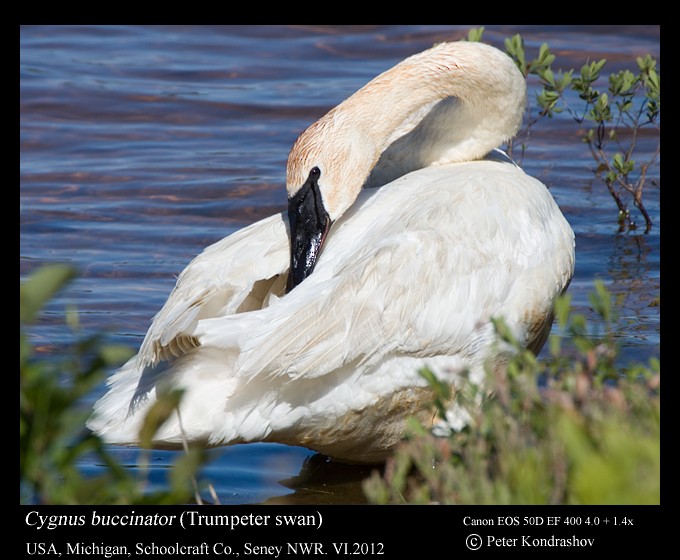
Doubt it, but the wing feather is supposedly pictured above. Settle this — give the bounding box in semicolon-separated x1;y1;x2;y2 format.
195;161;573;385
136;213;289;367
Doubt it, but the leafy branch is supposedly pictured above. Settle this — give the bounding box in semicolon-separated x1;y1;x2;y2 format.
364;284;660;505
20;265;213;504
470;28;660;232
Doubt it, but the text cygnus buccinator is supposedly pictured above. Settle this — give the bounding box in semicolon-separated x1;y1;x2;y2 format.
88;41;575;463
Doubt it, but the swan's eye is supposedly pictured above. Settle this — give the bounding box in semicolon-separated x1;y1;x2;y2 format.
309;166;321;180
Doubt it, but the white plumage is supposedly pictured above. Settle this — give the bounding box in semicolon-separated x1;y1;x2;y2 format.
88;41;574;463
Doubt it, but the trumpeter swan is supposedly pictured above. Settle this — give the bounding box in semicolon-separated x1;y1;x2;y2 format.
88;40;575;463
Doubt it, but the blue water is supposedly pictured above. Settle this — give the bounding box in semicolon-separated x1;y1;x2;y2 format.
20;25;660;504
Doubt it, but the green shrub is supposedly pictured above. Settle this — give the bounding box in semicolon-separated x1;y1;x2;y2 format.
363;283;660;504
20;264;209;504
471;27;660;232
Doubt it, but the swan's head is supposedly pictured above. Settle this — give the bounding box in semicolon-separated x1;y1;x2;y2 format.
285;111;376;292
283;40;527;293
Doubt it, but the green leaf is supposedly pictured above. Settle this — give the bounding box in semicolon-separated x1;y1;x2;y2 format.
20;264;78;324
598;92;609;109
535;43;555;70
589;279;612;323
537;89;560;112
491;316;520;348
636;54;657;73
504;34;527;76
138;390;185;447
554;293;572;329
593;58;607;75
169;447;206;499
99;344;136;366
418;367;451;420
645;68;660;92
467;27;484;42
541;67;555;86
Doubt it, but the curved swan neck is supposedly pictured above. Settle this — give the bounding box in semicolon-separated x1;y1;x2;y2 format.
349;42;524;155
287;41;527;221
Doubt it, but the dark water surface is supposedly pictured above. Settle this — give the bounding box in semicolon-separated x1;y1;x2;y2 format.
20;25;660;504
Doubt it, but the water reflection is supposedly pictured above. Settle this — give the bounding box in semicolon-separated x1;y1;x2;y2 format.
264;454;380;505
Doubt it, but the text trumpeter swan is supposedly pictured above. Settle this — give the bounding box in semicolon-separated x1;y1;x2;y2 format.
88;41;575;463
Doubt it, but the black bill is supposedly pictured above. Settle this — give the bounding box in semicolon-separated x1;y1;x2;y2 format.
286;166;331;293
